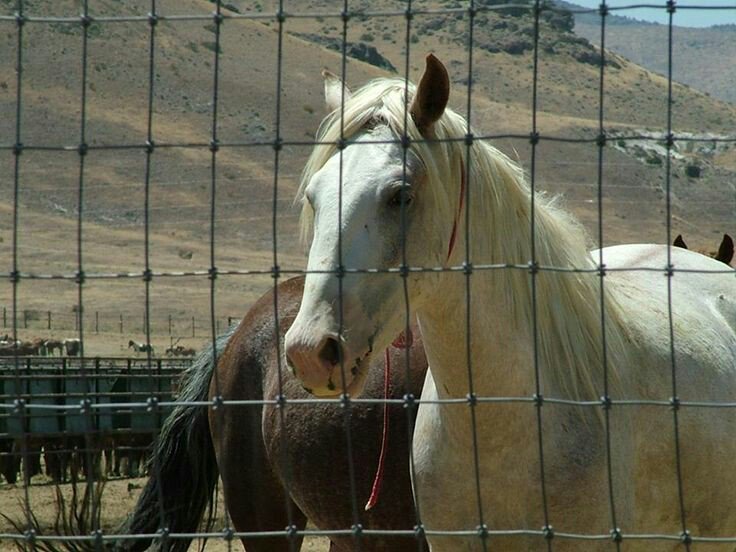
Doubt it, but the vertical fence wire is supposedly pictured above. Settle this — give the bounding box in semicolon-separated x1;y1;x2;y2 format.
398;3;427;551
270;1;300;550
9;0;35;546
140;1;172;548
75;0;101;541
664;2;692;549
461;2;490;549
594;3;623;548
336;1;364;547
528;0;554;548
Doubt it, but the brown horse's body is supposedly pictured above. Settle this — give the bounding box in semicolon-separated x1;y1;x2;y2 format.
209;276;427;551
121;276;427;552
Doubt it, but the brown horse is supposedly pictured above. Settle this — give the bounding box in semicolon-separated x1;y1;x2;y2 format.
119;276;428;552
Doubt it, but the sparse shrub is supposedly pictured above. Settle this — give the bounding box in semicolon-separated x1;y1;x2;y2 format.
201;41;223;54
685;164;701;178
361;33;375;42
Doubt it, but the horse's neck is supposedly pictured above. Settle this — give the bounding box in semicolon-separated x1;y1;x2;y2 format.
419;211;630;408
417;274;536;400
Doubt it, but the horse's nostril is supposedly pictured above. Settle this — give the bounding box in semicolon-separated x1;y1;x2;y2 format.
319;337;343;367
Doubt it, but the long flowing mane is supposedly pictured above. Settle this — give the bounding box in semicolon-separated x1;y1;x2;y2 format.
298;78;632;405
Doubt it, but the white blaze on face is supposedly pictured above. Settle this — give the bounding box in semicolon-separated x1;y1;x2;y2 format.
285;127;421;397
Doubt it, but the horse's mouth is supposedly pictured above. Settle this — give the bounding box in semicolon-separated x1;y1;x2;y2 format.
286;329;378;398
315;346;373;398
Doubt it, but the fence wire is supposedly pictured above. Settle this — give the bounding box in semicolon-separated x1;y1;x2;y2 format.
1;0;735;551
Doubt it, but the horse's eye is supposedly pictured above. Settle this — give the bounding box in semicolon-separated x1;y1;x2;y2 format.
388;188;413;208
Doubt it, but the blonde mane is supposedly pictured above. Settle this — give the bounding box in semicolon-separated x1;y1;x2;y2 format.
298;77;632;405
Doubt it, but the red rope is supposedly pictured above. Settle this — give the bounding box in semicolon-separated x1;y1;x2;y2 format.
364;347;391;511
446;168;466;262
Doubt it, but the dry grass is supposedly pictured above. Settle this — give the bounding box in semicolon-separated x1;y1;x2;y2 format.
0;477;330;551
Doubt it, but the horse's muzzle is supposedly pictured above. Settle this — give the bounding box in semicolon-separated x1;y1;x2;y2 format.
285;333;354;397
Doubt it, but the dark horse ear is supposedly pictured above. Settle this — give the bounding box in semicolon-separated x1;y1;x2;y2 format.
716;233;734;265
410;54;450;136
673;234;687;249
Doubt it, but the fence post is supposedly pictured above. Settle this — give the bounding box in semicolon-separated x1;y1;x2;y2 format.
23;310;27;329
2;306;5;328
95;311;99;334
168;314;172;336
192;316;195;338
120;313;123;335
47;311;51;330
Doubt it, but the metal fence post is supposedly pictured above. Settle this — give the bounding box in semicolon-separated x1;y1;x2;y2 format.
192;316;195;338
47;311;51;330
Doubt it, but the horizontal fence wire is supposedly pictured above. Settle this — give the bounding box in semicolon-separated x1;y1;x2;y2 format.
1;0;735;550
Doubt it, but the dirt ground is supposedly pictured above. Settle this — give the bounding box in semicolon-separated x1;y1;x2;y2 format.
0;476;329;551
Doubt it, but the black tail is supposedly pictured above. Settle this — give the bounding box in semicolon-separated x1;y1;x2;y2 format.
116;327;237;552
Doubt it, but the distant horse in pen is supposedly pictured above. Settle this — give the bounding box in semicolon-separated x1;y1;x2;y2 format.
284;55;736;550
113;276;428;552
127;340;154;355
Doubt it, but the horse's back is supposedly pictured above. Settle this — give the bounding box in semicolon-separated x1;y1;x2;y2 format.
594;244;736;393
586;244;736;539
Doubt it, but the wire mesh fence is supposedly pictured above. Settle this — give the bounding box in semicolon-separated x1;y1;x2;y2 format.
1;0;735;551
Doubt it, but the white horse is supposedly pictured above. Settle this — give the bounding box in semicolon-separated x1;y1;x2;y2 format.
284;55;736;551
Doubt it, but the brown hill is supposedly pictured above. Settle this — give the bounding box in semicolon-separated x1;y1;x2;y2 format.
0;0;733;354
556;0;736;105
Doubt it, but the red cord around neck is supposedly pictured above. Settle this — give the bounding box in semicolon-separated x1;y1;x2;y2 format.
446;168;466;262
365;169;464;511
364;348;392;511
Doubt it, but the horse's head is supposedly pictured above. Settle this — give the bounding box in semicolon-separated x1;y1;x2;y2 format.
285;55;455;397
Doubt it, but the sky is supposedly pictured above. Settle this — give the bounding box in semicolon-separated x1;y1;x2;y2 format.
569;0;736;27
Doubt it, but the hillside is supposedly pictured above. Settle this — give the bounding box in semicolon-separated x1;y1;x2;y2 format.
0;0;734;353
556;0;736;104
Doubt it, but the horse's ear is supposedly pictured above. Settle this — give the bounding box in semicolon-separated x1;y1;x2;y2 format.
673;234;687;249
322;69;352;113
716;233;734;265
410;53;450;136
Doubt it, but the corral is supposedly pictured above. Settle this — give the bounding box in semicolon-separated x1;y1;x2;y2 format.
0;356;187;485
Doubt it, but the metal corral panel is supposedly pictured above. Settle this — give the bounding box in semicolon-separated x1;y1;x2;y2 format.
129;366;168;431
62;365;117;433
1;357;187;438
0;361;60;436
